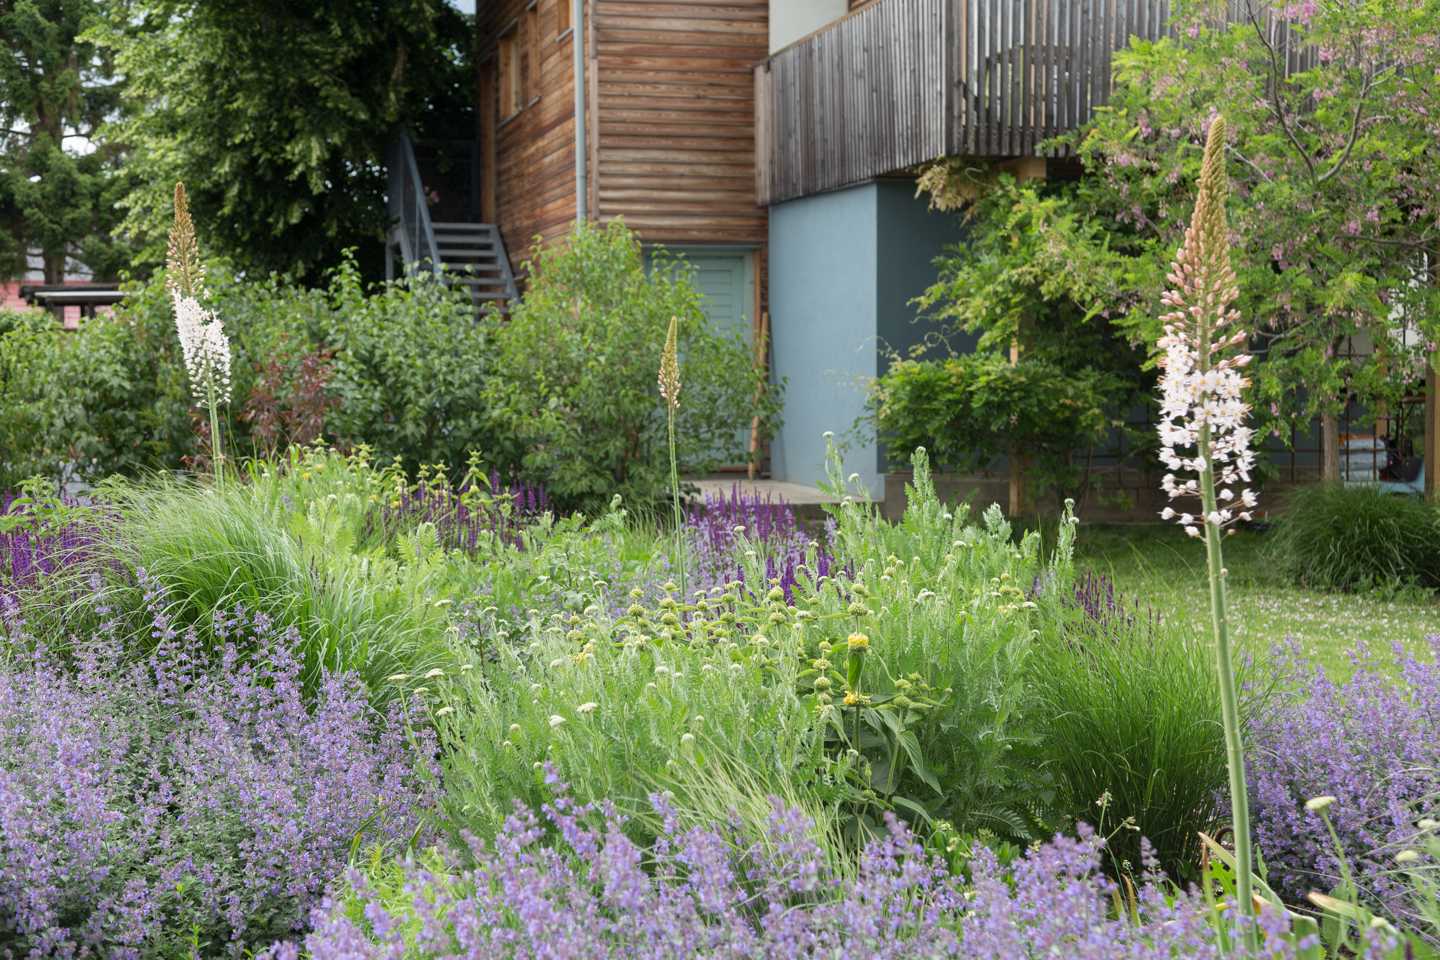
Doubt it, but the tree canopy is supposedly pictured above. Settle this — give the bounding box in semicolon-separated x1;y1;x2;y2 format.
90;0;474;284
916;0;1440;448
0;0;133;283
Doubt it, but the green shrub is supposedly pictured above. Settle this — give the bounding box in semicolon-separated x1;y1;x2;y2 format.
1268;482;1440;592
868;354;1120;507
485;220;782;512
1027;573;1268;883
0;260;496;484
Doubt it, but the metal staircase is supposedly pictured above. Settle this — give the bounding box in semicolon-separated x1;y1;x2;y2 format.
385;127;518;313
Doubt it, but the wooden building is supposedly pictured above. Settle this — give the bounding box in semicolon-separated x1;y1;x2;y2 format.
475;0;770;340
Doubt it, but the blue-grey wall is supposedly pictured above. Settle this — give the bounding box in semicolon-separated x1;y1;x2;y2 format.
769;183;879;493
769;180;967;495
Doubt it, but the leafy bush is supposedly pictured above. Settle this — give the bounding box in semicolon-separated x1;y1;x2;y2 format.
868;354;1119;506
0;260;496;484
1028;573;1267;883
485;220;782;512
1268;483;1440;592
1246;635;1440;924
0;580;435;959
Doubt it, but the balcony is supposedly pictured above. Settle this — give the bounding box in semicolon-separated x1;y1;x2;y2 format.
754;0;1178;205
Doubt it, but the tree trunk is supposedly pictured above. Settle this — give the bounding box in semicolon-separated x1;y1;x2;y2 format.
1009;445;1032;517
1320;410;1341;483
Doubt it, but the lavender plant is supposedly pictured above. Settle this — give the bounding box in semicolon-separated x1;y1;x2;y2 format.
685;483;836;598
0;576;436;960
168;182;232;479
280;767;1350;960
1152;114;1259;941
1246;635;1440;929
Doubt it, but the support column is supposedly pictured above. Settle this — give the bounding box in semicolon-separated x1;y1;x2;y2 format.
1427;356;1437;502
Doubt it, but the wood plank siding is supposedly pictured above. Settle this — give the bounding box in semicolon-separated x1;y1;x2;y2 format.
756;0;1322;206
478;0;769;263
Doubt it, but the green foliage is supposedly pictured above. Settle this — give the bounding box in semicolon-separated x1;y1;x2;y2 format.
89;0;474;282
485;220;783;513
420;444;1067;861
102;447;455;693
0;260;496;483
868;353;1121;505
1267;483;1440;593
1065;0;1438;435
1028;581;1268;884
0;0;133;283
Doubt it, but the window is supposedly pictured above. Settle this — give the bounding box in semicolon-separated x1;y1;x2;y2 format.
525;6;539;100
555;0;572;38
498;31;520;119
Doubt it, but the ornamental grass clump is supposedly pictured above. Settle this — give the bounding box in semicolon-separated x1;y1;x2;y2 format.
1151;114;1260;943
0;574;436;960
168;182;232;478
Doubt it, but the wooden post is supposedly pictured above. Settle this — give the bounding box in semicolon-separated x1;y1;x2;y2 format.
587;0;599;221
748;311;770;481
1427;355;1437;502
1005;157;1044;516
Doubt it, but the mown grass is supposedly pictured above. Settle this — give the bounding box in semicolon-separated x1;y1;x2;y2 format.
1073;524;1440;682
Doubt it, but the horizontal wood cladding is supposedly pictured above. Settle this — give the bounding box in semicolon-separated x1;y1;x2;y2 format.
482;0;769;253
594;0;767;245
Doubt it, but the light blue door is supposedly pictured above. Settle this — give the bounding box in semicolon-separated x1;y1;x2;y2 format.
646;248;755;343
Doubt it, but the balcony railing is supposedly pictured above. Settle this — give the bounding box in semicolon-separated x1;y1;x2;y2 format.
756;0;1318;205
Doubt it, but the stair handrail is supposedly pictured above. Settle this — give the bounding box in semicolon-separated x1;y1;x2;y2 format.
386;126;442;278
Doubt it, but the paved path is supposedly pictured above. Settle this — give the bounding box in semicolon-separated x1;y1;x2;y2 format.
691;477;838;505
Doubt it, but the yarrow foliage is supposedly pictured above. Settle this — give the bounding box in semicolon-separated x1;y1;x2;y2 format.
1154;116;1257;535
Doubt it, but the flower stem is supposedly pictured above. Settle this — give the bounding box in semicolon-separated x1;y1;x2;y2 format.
1198;423;1254;953
206;375;224;487
667;405;685;596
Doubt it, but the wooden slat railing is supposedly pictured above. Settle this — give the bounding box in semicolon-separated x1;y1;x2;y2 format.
755;0;1316;206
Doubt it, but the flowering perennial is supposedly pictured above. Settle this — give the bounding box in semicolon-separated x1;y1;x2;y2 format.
167;182;232;468
1154;117;1257;535
0;575;436;959
274;768;1366;960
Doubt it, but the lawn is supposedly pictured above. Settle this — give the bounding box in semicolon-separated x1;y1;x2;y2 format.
1074;523;1440;681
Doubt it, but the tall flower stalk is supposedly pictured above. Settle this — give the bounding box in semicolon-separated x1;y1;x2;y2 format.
658;316;686;595
167;183;231;481
1154;115;1259;951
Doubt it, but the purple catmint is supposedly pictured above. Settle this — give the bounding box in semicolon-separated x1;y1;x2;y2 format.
0;573;438;960
1246;634;1440;927
278;766;1341;960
